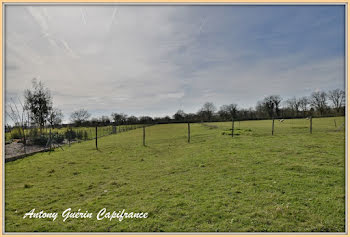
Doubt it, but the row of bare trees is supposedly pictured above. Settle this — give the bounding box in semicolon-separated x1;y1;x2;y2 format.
171;89;344;124
68;89;345;127
255;89;345;119
7;79;345;131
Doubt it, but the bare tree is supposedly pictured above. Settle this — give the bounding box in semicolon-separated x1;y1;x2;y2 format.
100;116;111;125
111;113;127;125
286;97;301;117
200;102;216;121
6;100;22;127
48;108;63;128
255;101;268;118
299;96;309;117
328;89;345;113
24;79;52;131
262;95;282;118
221;104;238;120
90;117;99;126
6;97;28;149
126;116;139;124
218;106;230;120
309;91;328;116
271;95;282;117
139;116;153;124
220;104;238;137
70;109;91;126
173;110;186;121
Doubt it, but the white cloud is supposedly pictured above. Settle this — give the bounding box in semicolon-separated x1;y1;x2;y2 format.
4;5;345;123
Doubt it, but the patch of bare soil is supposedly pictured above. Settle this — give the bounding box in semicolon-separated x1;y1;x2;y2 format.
5;142;48;160
201;123;218;129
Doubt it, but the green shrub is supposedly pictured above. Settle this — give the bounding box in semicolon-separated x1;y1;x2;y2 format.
32;135;49;146
64;129;76;140
28;128;39;138
84;131;89;140
10;127;23;139
76;130;83;140
53;133;64;144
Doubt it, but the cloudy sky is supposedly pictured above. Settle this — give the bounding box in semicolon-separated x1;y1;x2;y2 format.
5;5;345;122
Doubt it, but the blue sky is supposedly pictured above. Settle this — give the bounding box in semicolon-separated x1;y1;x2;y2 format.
5;5;345;122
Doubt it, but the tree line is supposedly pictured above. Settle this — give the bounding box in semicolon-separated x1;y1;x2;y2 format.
73;89;345;126
6;79;345;131
170;89;344;124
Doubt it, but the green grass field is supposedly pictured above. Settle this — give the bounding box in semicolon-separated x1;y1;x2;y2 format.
5;117;345;232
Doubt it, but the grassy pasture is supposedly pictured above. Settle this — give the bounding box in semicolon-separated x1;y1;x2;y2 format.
5;117;345;232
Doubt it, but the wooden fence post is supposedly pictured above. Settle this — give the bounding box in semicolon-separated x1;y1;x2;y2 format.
310;116;312;134
143;126;146;146
272;119;275;136
188;123;190;143
334;119;337;127
95;126;98;149
23;127;26;154
49;128;52;150
232;118;234;137
69;128;71;147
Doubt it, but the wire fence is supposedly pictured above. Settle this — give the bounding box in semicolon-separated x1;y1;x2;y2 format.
5;124;146;159
5;116;345;161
